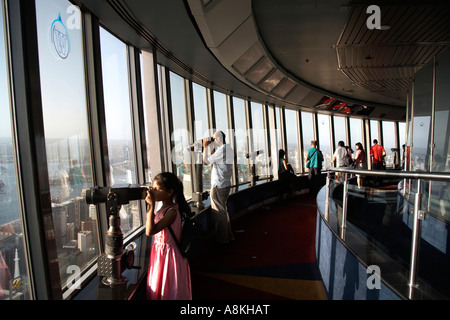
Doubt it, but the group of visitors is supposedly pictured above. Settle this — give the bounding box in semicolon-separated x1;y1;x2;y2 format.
331;138;386;187
143;129;388;300
278;138;386;192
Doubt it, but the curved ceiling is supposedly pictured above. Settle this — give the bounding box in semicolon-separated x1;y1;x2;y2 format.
78;0;450;122
187;0;450;121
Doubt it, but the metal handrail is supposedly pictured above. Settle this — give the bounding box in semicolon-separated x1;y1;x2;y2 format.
322;167;450;300
328;167;450;182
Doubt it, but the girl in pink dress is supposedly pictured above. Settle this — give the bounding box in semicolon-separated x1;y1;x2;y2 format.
145;172;192;300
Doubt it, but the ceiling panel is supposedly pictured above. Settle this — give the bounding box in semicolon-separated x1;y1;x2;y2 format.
336;1;450;102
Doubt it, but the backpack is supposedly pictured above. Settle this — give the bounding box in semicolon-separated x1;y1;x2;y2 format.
164;206;205;260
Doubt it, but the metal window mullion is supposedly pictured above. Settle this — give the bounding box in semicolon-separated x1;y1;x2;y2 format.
165;69;177;174
364;119;371;170
267;104;278;178
262;103;270;177
245;100;255;185
159;65;172;173
329;115;335;158
84;13;110;265
344;116;350;147
184;78;195;197
280;108;287;151
377;119;383;147
296;110;304;174
206;87;215;133
226;94;237;186
127;46;146;186
127;46;148;229
312;112;318;142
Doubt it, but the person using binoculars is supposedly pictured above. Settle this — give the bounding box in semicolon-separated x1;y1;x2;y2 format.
202;131;235;245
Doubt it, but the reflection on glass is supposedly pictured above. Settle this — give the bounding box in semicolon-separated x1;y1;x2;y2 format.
36;0;99;291
233;97;249;183
250;102;268;177
317;114;331;170
100;27;141;236
0;2;32;300
192;82;210;191
431;49;450;218
398;122;406;168
382;121;396;168
333;116;347;148
412;62;433;172
434;49;450;173
301;112;314;163
169;72;192;199
349;118;363;150
285;109;300;172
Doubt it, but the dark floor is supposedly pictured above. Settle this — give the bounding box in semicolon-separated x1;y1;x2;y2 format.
189;193;327;300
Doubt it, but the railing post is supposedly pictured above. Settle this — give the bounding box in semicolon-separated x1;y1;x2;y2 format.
341;172;348;239
324;171;330;221
408;179;425;299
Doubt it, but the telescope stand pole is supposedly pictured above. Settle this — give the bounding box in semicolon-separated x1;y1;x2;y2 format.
101;192;128;286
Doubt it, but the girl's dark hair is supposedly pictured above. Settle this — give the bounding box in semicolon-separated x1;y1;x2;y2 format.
279;149;285;159
355;142;364;152
153;172;191;219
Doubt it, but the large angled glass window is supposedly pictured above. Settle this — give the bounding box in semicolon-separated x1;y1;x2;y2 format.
169;72;192;199
412;62;433;172
250;102;268;177
213;91;232;184
214;91;228;135
349;118;363;150
333;116;347;148
382;121;396;168
317;114;331;170
0;1;33;300
370;120;379;145
100;27;141;235
233;97;249;184
284;109;300;173
36;0;99;291
301;112;314;167
192;82;210;192
434;49;450;174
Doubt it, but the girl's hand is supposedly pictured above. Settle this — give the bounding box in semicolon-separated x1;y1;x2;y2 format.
145;188;155;211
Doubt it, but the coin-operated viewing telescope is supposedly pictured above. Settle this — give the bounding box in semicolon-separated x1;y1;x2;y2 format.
85;184;146;286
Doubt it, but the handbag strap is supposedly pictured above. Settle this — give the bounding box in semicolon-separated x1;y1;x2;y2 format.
161;205;183;252
308;148;318;160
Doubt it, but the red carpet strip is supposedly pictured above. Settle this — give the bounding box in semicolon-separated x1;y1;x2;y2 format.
190;194;327;300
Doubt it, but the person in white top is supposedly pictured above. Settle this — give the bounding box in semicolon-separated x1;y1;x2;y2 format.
203;131;235;244
332;141;348;181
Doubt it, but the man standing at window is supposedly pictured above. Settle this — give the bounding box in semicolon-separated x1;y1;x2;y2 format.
305;140;324;196
332;141;348;182
203;131;235;244
370;139;386;170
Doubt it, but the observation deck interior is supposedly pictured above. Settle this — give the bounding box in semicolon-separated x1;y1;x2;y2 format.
1;0;449;306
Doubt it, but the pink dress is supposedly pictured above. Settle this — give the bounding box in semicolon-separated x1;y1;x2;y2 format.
146;204;192;300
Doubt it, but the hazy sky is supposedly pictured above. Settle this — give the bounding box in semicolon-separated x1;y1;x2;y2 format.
35;0;90;140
